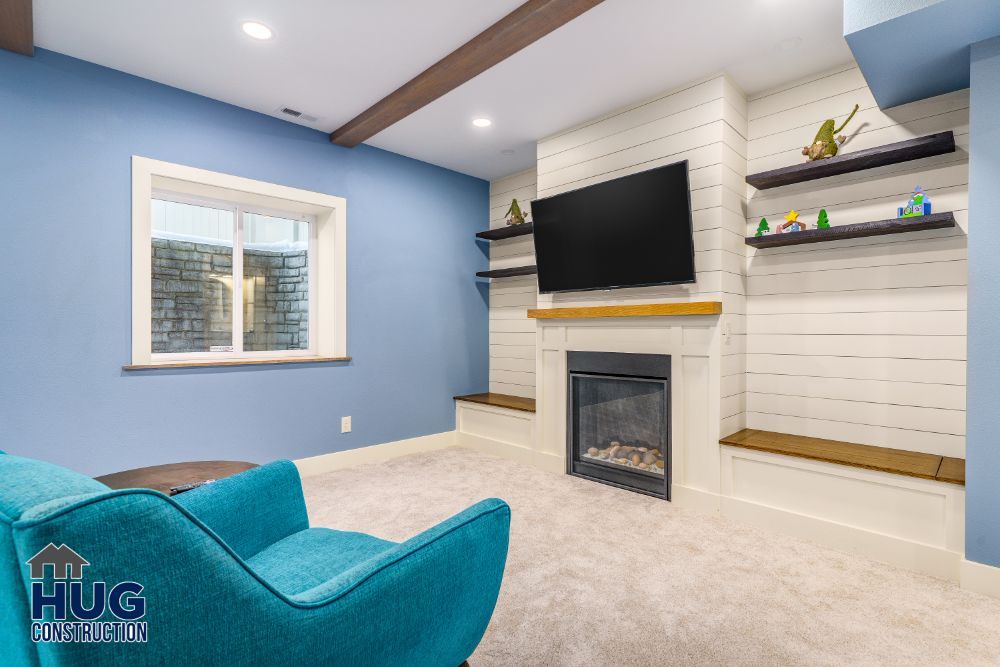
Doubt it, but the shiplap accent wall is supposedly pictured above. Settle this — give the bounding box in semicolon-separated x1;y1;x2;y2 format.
534;74;749;435
488;169;537;398
745;63;969;458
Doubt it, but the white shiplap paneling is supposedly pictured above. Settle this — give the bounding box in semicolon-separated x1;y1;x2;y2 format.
535;74;748;435
488;169;538;398
745;64;969;458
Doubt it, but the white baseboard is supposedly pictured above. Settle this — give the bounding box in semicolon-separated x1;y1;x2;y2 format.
720;495;961;581
671;484;722;513
457;432;564;474
666;483;960;580
453;400;562;471
294;431;456;477
961;559;1000;599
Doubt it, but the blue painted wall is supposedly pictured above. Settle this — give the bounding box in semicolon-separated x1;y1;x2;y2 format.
843;0;944;34
966;36;1000;568
845;0;1000;108
0;49;489;476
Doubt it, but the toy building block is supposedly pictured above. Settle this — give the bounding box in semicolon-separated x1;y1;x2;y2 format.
898;186;932;218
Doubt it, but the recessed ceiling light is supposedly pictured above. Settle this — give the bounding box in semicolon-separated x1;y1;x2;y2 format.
501;149;515;156
242;21;273;40
472;118;492;128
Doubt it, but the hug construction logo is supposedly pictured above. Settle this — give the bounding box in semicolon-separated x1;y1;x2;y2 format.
26;543;148;644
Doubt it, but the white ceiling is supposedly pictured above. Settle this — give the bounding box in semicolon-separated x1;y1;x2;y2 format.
34;0;853;181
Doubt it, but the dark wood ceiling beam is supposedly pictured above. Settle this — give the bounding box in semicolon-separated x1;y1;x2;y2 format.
329;0;605;147
0;0;33;56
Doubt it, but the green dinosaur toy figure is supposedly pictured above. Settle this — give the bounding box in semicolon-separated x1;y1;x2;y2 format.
803;104;860;161
505;198;528;226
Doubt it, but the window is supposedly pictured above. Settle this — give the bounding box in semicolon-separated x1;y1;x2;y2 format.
131;157;346;367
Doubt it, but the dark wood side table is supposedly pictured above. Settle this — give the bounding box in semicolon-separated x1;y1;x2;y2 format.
96;461;258;495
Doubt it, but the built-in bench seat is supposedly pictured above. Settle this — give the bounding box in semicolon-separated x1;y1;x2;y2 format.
454;393;536;413
454;393;547;470
720;428;965;485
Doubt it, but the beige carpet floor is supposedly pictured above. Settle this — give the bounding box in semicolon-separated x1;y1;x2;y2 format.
301;448;1000;666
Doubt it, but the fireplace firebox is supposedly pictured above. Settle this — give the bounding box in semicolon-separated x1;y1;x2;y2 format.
567;351;671;499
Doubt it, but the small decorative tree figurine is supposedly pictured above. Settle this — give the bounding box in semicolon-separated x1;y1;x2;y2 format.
817;209;830;229
755;218;770;237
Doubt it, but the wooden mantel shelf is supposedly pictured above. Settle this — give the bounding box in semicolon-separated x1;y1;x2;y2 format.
721;428;965;485
527;301;722;319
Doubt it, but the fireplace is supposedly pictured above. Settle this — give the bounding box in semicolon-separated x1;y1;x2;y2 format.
567;351;671;499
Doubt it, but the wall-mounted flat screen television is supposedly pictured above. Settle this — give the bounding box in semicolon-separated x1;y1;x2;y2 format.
531;160;695;294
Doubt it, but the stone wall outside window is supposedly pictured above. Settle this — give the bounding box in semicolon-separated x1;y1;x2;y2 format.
151;238;309;353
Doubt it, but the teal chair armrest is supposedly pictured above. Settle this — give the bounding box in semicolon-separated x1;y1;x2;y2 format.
289;497;511;665
172;460;308;559
293;498;510;605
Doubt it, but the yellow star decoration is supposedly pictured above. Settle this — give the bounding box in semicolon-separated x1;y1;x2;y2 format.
785;210;799;223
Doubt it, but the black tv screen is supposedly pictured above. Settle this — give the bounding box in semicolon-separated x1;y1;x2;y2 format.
532;161;695;293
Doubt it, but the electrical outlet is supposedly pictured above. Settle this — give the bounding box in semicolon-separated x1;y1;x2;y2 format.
341;416;352;433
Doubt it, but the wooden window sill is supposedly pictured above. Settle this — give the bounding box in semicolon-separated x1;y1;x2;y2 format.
123;356;351;370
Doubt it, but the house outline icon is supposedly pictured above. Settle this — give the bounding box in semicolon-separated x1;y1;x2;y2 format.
26;543;90;579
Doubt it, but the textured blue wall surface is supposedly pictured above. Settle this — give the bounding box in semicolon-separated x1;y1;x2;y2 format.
843;0;944;34
845;0;1000;108
966;36;1000;568
0;50;489;476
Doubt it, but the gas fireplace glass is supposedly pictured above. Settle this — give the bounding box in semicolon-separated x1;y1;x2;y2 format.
574;376;666;474
567;352;670;498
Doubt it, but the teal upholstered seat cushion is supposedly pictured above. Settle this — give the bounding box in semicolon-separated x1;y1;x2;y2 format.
172;460;309;560
0;453;108;521
247;527;397;595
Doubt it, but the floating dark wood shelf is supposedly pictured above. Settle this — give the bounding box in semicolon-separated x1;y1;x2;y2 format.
476;222;533;241
721;428;965;485
476;265;537;279
746;131;956;190
746;212;955;249
454;392;536;413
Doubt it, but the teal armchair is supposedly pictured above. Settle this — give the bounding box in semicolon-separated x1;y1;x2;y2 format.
0;452;510;666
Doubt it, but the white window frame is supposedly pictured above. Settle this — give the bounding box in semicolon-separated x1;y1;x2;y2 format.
131;156;347;367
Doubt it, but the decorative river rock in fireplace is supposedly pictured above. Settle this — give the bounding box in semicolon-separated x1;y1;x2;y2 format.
583;442;665;475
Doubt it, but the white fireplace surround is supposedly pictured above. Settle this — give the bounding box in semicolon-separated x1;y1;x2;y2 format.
535;316;723;505
458;311;729;504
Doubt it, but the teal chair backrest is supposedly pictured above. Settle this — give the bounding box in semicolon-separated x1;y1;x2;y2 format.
0;452;110;667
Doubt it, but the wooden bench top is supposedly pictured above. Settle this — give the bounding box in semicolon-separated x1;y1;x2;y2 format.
720;429;964;486
454;392;536;413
